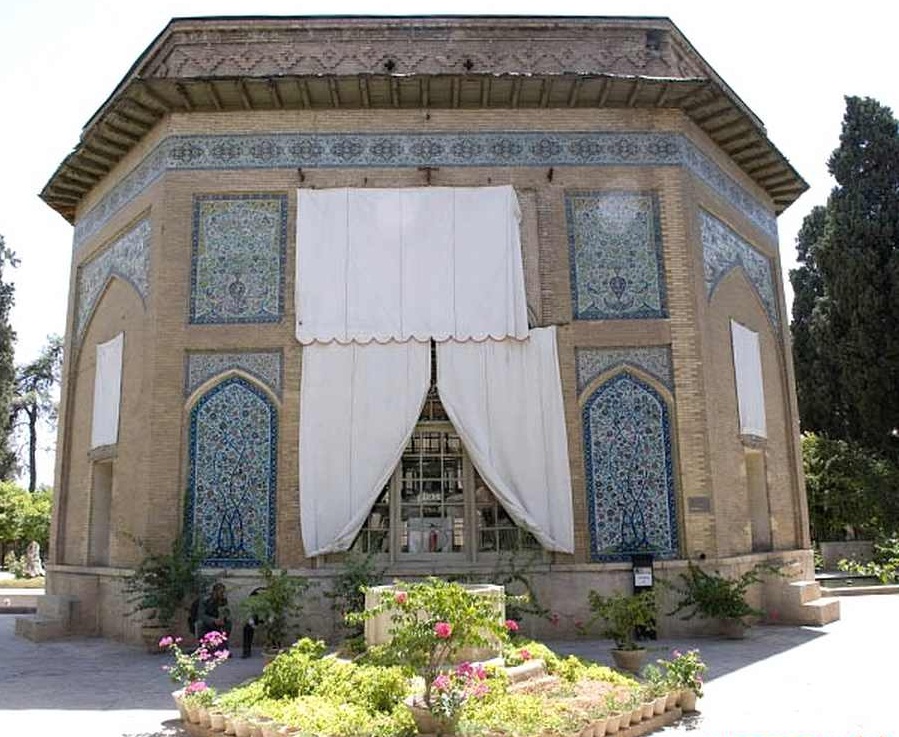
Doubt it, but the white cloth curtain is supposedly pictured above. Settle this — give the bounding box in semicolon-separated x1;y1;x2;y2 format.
295;186;527;344
299;340;431;556
91;332;124;448
731;320;767;437
436;327;574;553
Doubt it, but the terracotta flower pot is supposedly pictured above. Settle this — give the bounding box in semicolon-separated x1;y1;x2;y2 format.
604;713;622;735
224;715;237;735
642;701;655;720
719;618;747;639
233;716;252;737
665;691;679;710
591;716;608;735
404;696;458;735
680;689;698;712
611;648;647;673
210;711;227;731
171;689;189;722
630;706;644;725
653;695;667;715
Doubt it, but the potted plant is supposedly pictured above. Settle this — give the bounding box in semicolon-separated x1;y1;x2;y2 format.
584;590;656;672
658;649;707;712
123;534;207;650
239;560;309;659
664;561;779;637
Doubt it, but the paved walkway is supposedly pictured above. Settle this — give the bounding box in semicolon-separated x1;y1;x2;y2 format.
1;595;896;737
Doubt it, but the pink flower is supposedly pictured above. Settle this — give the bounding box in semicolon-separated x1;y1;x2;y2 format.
432;674;451;692
185;681;208;694
214;649;230;661
672;649;682;658
196;649;211;661
434;622;453;639
519;648;532;661
471;682;489;698
201;630;227;647
394;591;408;605
472;664;487;680
455;662;473;677
158;636;174;648
504;619;519;632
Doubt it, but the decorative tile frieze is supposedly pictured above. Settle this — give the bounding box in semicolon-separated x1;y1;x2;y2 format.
186;376;277;567
74;217;150;341
185;350;283;398
576;346;673;395
190;194;287;324
72;132;778;251
701;209;779;329
566;192;667;320
582;372;678;561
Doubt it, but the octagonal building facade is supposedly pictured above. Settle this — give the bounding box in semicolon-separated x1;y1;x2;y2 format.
35;16;837;643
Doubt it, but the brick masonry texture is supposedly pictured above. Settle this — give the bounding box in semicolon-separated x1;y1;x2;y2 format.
50;105;809;641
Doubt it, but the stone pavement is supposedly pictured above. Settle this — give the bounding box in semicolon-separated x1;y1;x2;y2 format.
1;595;896;737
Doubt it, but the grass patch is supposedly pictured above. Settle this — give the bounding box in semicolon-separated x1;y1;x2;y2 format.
0;576;45;589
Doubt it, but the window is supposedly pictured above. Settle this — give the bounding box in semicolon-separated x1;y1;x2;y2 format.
353;344;540;561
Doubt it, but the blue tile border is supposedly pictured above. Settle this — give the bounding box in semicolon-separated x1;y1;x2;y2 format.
72;131;778;252
576;346;673;395
184;349;283;398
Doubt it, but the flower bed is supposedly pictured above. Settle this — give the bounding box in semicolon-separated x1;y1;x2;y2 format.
167;580;705;737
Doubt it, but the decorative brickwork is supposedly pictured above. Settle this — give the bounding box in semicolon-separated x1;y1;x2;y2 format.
186;376;277;567
73;132;777;251
576;346;673;394
190;195;287;324
701;209;779;329
566;192;666;320
74;217;150;341
185;350;283;398
583;372;677;561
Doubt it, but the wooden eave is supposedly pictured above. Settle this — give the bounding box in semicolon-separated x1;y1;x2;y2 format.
41;71;807;222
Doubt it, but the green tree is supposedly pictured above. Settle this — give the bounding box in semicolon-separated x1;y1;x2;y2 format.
0;236;18;479
790;97;899;455
10;335;63;491
0;480;51;555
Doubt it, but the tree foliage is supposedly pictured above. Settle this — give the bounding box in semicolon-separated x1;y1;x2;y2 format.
0;236;18;480
790;96;899;454
0;480;52;553
10;335;63;491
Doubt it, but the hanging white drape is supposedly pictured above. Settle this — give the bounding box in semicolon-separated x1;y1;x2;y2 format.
299;340;431;556
436;327;574;553
731;320;767;437
295;186;527;344
91;332;124;448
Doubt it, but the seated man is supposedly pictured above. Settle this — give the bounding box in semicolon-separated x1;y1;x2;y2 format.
197;582;232;646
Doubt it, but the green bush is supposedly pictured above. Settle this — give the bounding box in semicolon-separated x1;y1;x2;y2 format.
838;534;899;583
317;660;410;712
803;432;899;540
584;590;656;649
261;639;330;699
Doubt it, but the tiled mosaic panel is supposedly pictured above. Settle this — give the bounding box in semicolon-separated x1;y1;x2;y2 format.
701;210;779;329
583;372;677;560
74;132;778;251
75;217;150;340
185;350;282;398
576;346;673;395
186;376;277;567
190;195;286;324
567;192;667;320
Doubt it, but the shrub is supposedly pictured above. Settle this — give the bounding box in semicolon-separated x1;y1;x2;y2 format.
316;660;410;713
664;561;780;622
838;533;899;583
261;639;330;699
584;590;656;649
239;561;309;650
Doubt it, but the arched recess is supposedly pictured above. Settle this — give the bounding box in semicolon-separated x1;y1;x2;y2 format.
185;375;278;567
581;369;678;561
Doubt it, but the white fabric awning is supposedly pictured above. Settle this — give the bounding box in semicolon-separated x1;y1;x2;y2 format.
295;186;527;344
91;332;124;448
437;327;574;553
299;340;431;557
731;320;767;437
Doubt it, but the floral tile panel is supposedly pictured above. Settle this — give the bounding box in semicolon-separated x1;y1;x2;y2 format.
567;192;667;320
583;372;678;560
186;376;277;566
190;194;287;324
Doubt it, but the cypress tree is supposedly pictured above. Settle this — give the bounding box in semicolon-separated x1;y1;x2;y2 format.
0;235;17;478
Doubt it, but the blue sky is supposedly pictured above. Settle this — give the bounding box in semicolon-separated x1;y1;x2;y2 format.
2;0;898;485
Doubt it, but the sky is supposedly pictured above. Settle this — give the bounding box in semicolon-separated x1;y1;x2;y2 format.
1;0;898;485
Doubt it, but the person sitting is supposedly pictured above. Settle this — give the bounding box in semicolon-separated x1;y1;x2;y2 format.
196;582;232;647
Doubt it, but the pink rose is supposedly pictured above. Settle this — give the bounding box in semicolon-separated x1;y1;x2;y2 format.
434;622;453;639
432;674;451;691
455;662;473;677
504;619;519;632
394;591;408;605
519;648;532;661
158;636;174;648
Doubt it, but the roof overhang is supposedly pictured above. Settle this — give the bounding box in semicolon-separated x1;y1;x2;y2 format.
41;16;807;223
